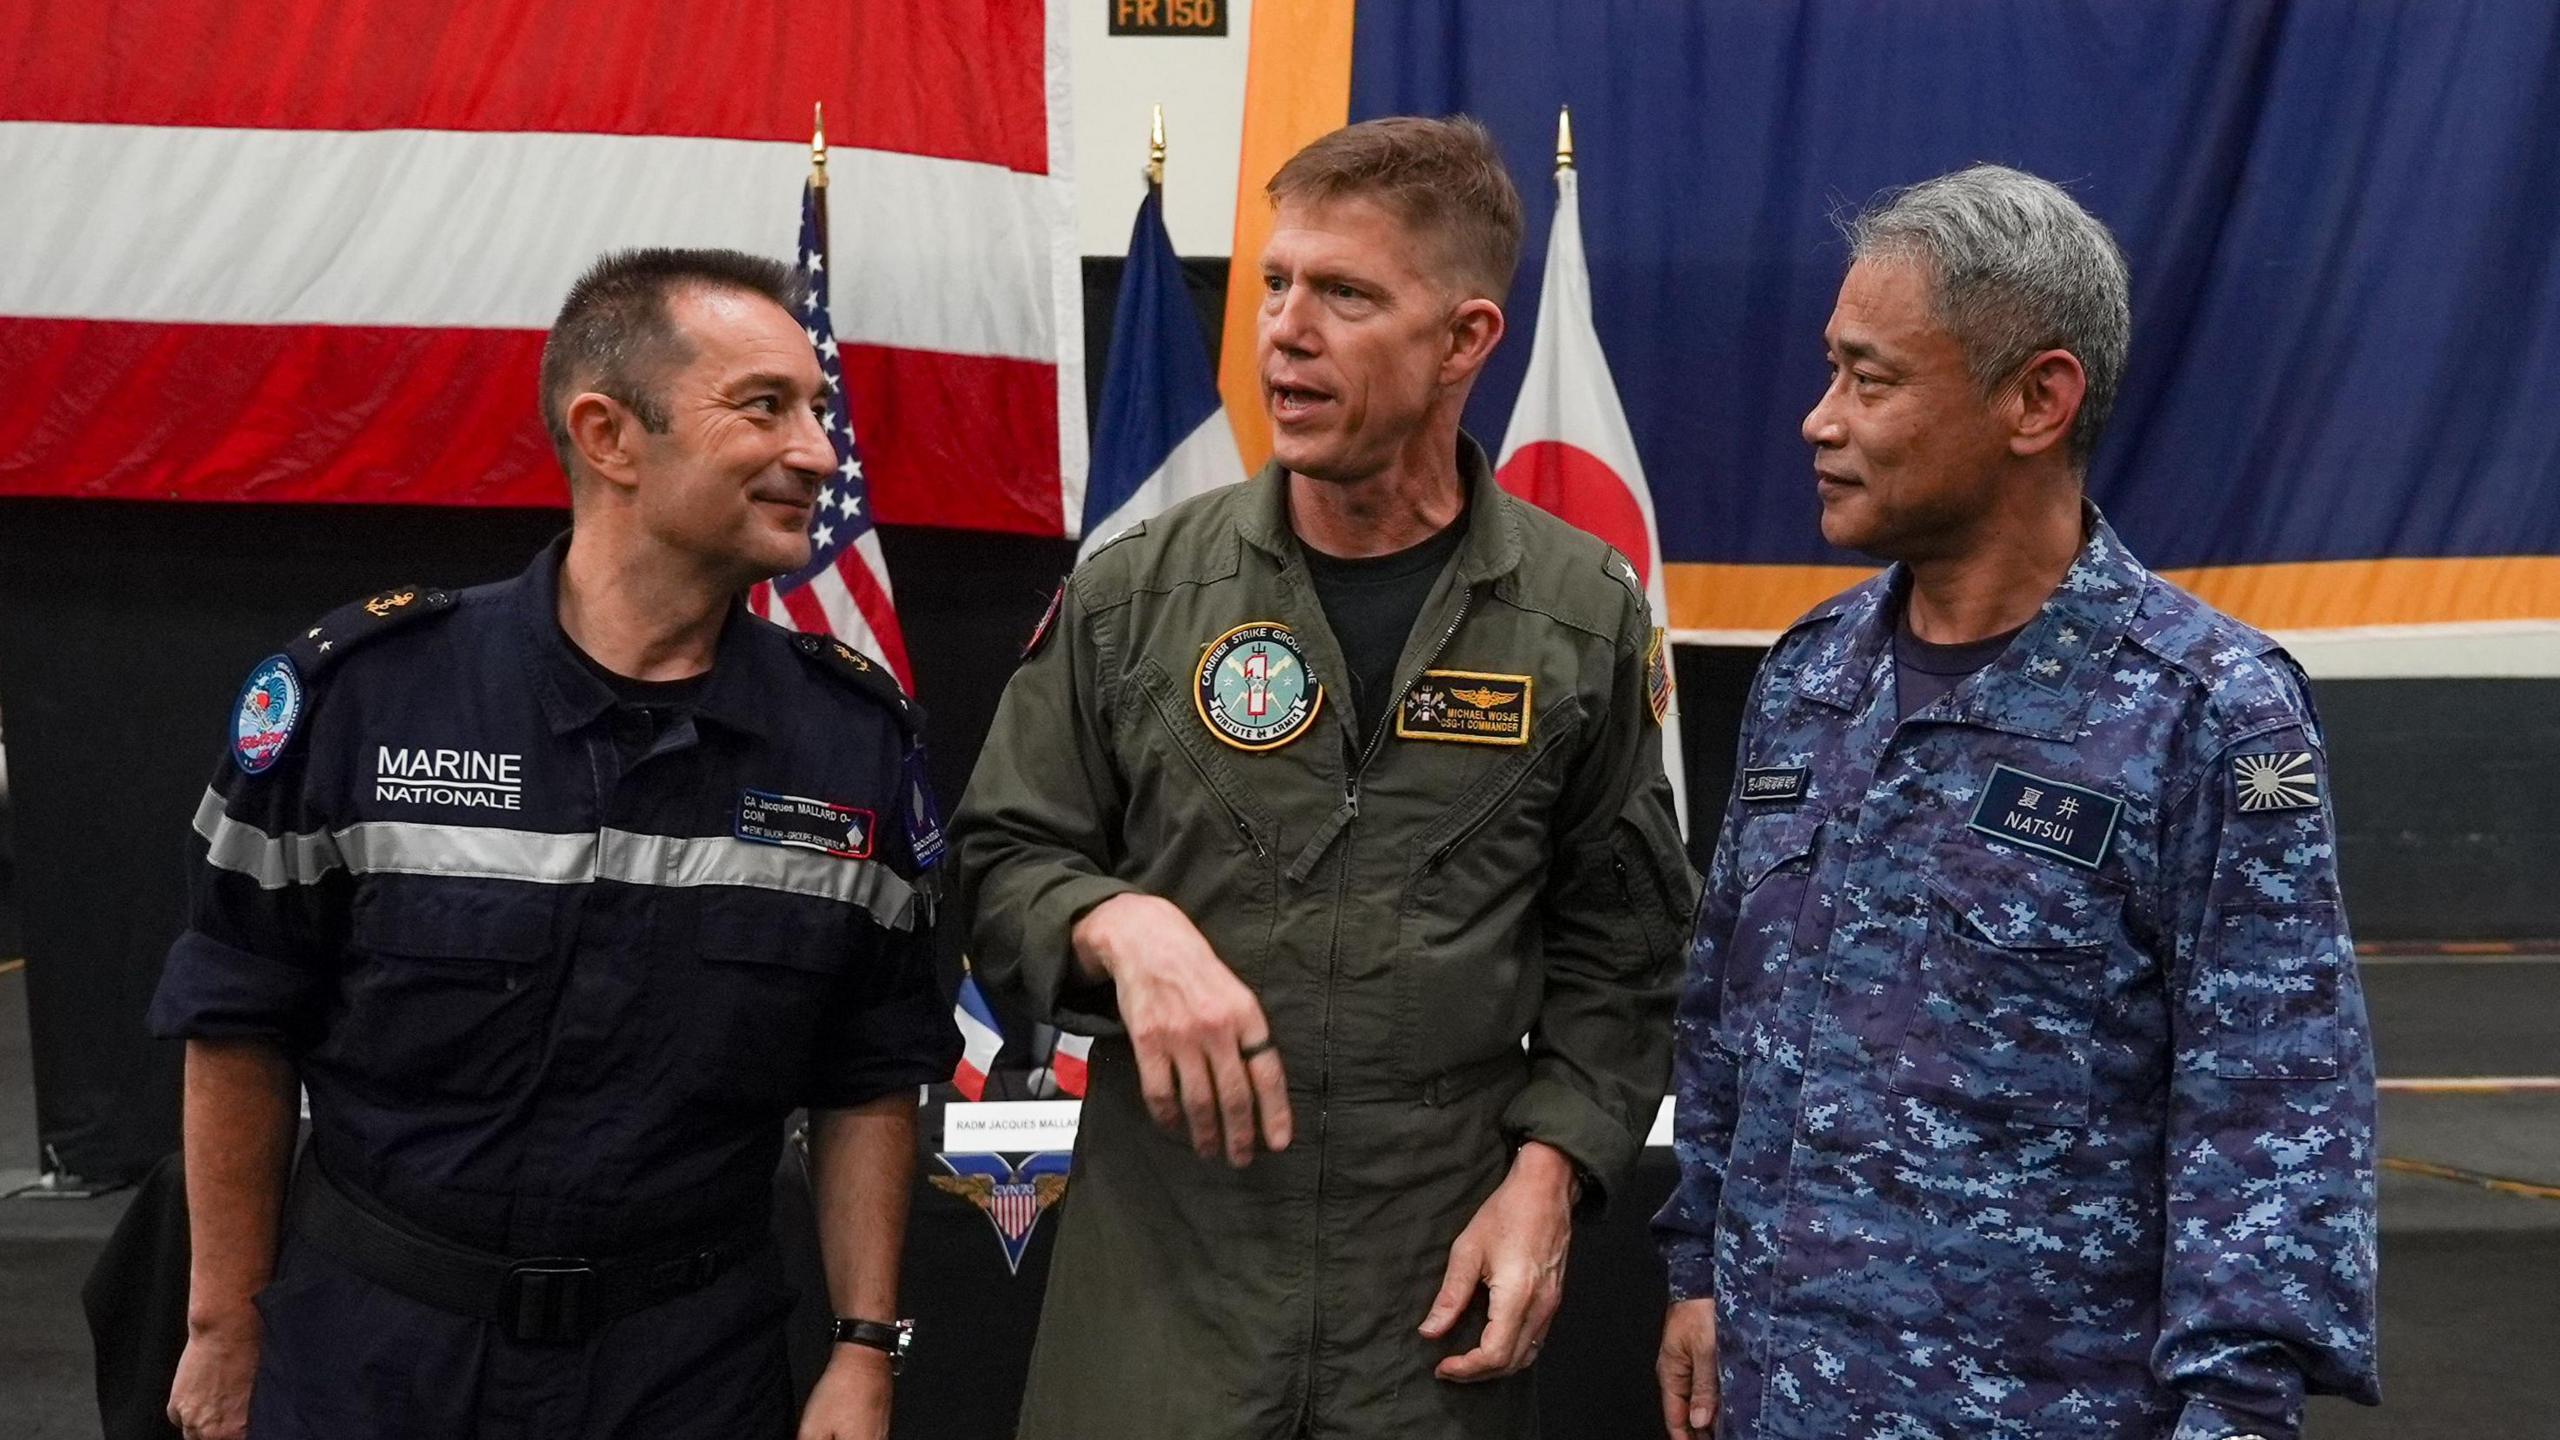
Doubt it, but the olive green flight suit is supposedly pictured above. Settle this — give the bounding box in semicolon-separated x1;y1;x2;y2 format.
953;437;1697;1439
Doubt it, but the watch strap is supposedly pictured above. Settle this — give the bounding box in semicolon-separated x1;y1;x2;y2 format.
830;1316;913;1374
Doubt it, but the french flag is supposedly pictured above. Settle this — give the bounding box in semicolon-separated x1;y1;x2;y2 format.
951;973;1006;1103
1495;149;1690;833
1078;182;1244;555
1051;1031;1094;1098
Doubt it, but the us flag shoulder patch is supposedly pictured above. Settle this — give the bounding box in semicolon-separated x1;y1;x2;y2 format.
2232;750;2322;812
1643;627;1675;726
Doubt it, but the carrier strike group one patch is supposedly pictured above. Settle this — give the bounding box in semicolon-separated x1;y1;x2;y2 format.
1196;621;1323;751
1398;670;1533;746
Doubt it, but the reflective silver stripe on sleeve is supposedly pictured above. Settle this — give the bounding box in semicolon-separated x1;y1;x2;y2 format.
332;821;597;884
597;830;917;931
310;817;916;931
192;787;344;891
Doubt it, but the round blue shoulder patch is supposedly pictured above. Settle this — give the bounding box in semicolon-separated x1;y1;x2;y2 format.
231;654;303;775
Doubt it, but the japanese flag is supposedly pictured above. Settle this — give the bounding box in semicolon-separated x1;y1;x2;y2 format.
1496;165;1689;833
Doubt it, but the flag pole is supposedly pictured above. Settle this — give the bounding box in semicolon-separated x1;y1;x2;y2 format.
810;102;830;263
1147;102;1166;193
1555;103;1575;176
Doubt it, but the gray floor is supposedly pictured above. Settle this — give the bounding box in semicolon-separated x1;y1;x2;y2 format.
4;957;2555;1438
2;962;136;1438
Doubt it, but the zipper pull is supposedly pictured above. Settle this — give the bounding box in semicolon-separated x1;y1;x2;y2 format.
1286;787;1360;885
1237;819;1267;858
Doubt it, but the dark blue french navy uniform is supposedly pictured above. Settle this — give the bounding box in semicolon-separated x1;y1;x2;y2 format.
1653;514;2379;1440
150;537;958;1438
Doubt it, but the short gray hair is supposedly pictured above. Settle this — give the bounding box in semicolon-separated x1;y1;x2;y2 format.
1843;165;2130;466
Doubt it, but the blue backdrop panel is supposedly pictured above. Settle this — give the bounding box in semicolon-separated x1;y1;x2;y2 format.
1350;0;2560;571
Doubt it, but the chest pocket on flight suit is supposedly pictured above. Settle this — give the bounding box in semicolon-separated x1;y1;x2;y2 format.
1114;656;1279;985
693;890;858;1110
1393;696;1585;1076
1714;812;1821;1060
345;878;555;1102
1124;656;1277;858
1891;841;2123;1128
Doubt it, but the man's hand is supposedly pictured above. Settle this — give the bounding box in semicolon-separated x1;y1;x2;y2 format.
167;1306;260;1440
1419;1140;1578;1381
797;1346;892;1440
1656;1297;1720;1438
1070;893;1292;1166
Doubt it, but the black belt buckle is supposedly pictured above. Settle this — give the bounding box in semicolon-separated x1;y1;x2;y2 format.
506;1258;596;1344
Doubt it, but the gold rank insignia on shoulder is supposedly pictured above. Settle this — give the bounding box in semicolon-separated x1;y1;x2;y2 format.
363;589;417;618
1399;669;1533;746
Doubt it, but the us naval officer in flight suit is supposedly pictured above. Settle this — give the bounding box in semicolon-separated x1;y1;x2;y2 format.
956;115;1699;1439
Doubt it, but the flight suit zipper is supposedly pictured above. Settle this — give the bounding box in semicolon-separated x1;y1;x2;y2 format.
1300;587;1473;1412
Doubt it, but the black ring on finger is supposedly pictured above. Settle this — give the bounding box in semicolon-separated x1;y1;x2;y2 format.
1239;1037;1278;1060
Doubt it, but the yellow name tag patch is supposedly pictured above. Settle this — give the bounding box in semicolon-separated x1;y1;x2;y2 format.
1397;670;1533;746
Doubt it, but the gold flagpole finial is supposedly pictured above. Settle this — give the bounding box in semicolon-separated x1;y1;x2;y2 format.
811;102;828;189
1147;103;1167;190
1555;104;1576;173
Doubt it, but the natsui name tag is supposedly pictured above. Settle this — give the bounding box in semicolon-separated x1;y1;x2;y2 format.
1966;764;2121;870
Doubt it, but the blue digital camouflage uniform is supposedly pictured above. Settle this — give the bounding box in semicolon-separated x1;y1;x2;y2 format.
1652;512;2379;1440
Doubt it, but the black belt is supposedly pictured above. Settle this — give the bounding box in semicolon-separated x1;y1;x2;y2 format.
288;1160;770;1345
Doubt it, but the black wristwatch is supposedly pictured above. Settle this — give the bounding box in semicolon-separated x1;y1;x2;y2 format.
830;1316;913;1375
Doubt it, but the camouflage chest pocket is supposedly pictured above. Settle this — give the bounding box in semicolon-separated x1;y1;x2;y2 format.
1891;842;2124;1128
1714;812;1822;1059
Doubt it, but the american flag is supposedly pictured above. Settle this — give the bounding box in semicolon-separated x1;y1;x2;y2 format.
750;179;913;692
991;1182;1043;1242
1;1;1084;532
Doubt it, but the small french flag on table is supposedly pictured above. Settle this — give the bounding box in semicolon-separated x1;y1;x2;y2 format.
1051;1032;1094;1098
951;973;1006;1103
